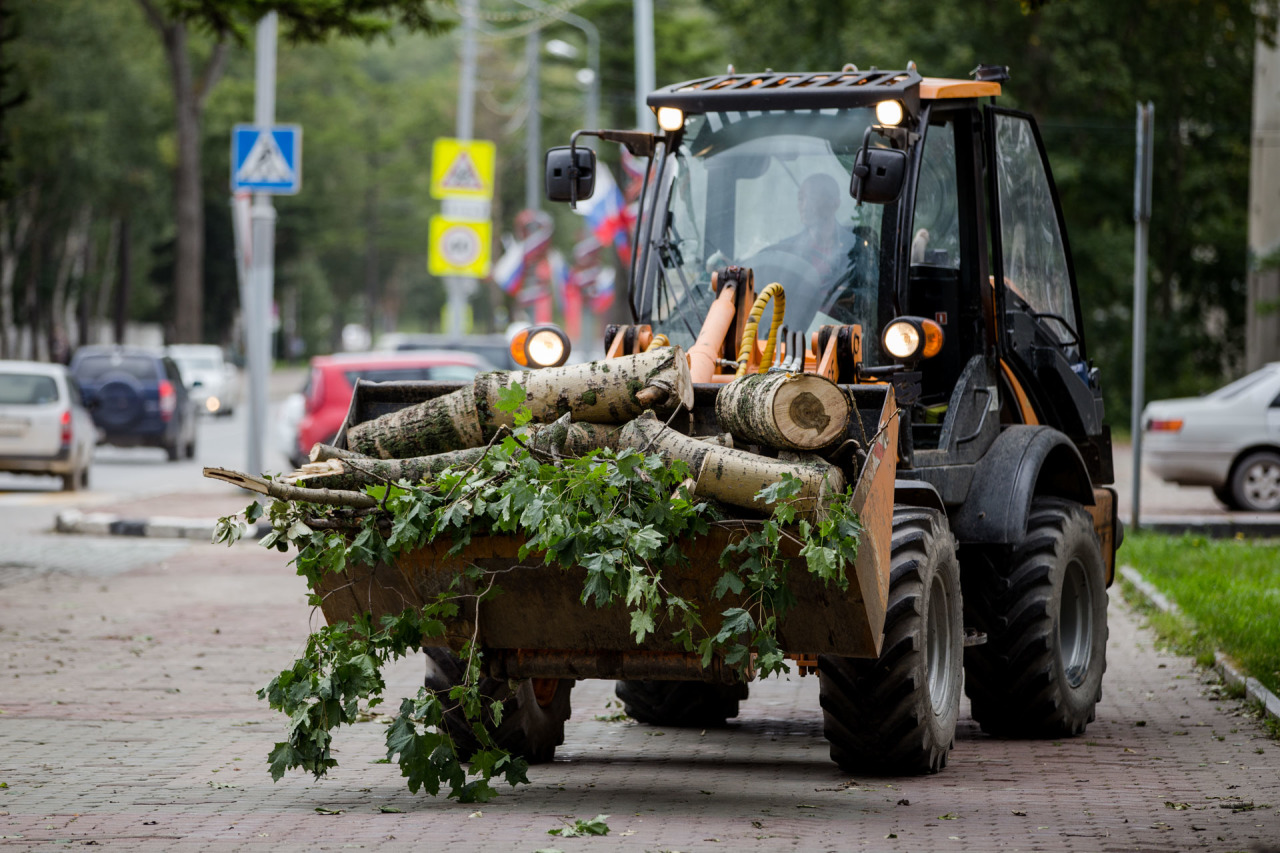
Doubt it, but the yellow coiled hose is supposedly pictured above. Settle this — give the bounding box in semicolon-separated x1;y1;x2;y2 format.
645;333;670;351
735;282;786;376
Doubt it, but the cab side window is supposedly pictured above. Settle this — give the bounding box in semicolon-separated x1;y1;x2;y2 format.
911;119;961;270
992;113;1077;344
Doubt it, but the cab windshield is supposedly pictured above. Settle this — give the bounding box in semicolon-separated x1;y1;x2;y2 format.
639;108;889;359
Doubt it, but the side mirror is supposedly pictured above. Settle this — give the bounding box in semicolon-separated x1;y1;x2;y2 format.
850;145;907;205
545;146;596;204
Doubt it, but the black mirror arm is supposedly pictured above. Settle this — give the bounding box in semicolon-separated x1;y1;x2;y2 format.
852;127;874;207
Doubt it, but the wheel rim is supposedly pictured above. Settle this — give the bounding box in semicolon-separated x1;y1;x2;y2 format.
926;573;957;716
1059;557;1093;689
1241;459;1280;511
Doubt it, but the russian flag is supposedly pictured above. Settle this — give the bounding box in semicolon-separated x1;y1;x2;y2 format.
577;162;632;265
492;236;525;295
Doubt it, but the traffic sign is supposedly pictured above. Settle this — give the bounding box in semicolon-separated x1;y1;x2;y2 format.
232;124;302;194
430;138;496;200
429;216;492;278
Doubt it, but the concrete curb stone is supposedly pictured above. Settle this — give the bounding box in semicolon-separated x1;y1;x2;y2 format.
1119;563;1280;724
54;508;271;541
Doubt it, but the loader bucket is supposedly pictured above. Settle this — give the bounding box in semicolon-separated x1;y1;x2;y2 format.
317;381;899;681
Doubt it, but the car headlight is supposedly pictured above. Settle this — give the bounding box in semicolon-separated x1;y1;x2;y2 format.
205;396;221;413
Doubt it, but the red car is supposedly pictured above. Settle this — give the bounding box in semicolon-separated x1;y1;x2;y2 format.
293;350;492;466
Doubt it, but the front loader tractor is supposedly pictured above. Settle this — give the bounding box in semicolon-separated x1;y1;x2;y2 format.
330;64;1119;776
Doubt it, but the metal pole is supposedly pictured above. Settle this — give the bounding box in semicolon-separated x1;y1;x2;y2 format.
1130;102;1154;529
525;29;542;212
634;0;655;131
516;1;598;134
444;0;479;338
246;12;278;475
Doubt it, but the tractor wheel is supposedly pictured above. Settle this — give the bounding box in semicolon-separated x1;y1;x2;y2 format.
614;680;748;727
963;497;1108;737
423;648;572;764
818;505;963;775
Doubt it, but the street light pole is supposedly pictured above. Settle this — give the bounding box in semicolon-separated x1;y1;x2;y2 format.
634;0;655;131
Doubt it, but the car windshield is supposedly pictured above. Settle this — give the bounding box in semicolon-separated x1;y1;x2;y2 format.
641;108;888;356
0;373;59;405
175;356;221;372
74;354;156;382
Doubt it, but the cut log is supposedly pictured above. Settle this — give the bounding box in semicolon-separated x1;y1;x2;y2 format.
617;414;843;516
310;443;375;463
714;372;849;450
346;349;693;459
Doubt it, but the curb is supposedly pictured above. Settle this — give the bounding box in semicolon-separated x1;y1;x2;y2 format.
1119;565;1280;724
54;509;271;541
1138;518;1280;539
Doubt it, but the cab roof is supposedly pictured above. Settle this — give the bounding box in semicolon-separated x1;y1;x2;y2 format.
647;68;999;115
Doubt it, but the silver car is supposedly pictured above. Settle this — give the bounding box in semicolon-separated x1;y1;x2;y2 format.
167;344;240;416
0;361;96;491
1142;362;1280;511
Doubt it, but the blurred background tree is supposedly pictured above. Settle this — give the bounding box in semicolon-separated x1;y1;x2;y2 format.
0;0;1272;427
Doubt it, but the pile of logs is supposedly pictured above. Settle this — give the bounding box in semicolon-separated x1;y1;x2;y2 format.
206;346;855;519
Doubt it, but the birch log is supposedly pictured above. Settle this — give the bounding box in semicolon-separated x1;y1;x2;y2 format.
346;349;693;459
618;414;843;516
714;372;849;450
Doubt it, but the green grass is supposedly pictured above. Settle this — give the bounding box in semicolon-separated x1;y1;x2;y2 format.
1118;531;1280;697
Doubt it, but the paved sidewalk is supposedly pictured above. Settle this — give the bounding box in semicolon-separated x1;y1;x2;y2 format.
1;541;1277;851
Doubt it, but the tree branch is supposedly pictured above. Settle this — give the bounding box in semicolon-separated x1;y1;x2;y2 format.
196;37;230;112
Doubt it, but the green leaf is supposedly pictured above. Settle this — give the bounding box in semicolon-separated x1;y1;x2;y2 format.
549;815;610;837
494;382;527;414
245;501;263;523
712;571;745;599
629;609;656;643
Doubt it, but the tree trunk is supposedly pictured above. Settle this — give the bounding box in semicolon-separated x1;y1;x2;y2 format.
346;349;693;459
0;194;34;359
114;215;131;345
714;372;849;450
618;413;844;517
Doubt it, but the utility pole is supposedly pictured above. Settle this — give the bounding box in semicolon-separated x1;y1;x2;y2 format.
525;29;542;213
634;0;655;131
245;12;278;475
1247;31;1280;371
1130;102;1154;530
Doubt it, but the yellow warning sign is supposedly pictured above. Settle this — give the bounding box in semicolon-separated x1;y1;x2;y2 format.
430;138;496;200
429;216;492;278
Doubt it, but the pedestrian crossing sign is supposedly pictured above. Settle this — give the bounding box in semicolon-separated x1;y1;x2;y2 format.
231;124;302;194
430;138;496;200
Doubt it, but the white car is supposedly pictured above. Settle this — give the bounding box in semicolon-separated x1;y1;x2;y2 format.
167;344;240;416
1142;362;1280;511
0;361;96;491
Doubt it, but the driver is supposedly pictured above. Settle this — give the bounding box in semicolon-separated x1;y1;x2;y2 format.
770;172;858;284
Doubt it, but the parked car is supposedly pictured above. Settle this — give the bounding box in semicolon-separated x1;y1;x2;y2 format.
1142;362;1280;511
70;346;198;462
0;361;96;490
290;350;493;467
378;333;519;369
167;344;240;416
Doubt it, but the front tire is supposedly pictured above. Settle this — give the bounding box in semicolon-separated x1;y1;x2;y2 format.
424;648;572;764
818;505;963;775
614;680;747;727
963;497;1108;737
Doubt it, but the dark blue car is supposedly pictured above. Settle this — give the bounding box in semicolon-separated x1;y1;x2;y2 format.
70;346;198;462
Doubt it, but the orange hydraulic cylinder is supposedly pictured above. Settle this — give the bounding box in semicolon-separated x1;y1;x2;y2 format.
686;284;737;383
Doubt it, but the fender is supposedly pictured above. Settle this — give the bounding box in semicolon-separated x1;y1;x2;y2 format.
950;425;1094;545
893;479;946;515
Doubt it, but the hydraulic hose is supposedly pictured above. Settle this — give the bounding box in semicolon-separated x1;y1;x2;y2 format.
735;282;786;376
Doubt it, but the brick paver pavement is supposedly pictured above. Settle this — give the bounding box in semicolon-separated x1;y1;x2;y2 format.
1;541;1277;852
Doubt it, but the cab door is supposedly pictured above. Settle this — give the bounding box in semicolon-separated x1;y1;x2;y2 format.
985;107;1110;478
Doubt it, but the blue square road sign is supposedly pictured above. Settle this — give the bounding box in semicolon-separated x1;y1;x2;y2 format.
231;124;302;194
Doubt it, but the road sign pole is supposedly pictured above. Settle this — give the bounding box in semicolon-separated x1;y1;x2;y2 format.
246;12;278;475
1130;101;1154;529
445;0;480;338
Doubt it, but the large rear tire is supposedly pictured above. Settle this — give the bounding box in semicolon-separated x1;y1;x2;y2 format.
614;680;748;727
963;497;1108;737
818;505;963;775
423;648;572;764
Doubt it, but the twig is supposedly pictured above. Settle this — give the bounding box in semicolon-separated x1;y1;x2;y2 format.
204;467;378;509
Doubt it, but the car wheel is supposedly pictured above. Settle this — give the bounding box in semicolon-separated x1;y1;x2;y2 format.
1229;450;1280;512
60;469;81;492
166;440;181;462
184;435;197;459
79;465;90;490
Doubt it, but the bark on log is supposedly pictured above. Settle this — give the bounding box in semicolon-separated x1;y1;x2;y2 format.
714;372;849;450
617;415;843;516
202;467;378;508
346;349;693;459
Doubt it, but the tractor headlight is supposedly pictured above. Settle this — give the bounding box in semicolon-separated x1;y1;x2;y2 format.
510;324;571;369
657;107;685;132
875;99;905;127
882;316;944;362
